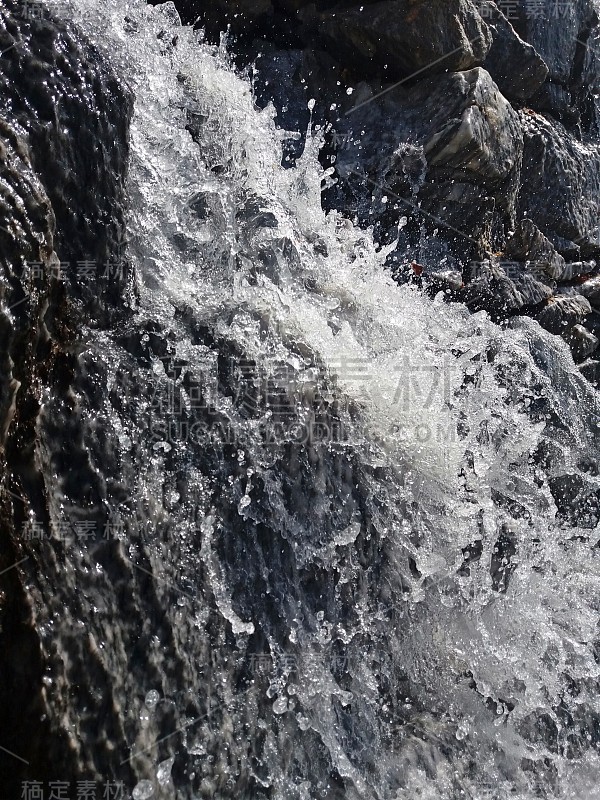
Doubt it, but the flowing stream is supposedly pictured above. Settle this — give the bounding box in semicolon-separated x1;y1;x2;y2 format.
21;1;600;797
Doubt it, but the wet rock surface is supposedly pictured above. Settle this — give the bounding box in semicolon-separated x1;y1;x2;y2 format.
504;219;565;280
0;1;133;320
329;66;523;259
562;323;599;361
315;0;493;78
0;112;65;790
534;294;592;335
519;0;597;78
479;1;548;102
518;111;600;257
0;0;133;791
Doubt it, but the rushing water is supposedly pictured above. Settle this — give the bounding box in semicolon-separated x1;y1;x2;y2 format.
24;1;600;797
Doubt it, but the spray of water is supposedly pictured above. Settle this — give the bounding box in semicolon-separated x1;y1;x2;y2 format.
44;1;600;796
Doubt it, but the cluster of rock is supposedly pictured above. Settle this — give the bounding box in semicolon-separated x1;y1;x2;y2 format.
164;0;600;382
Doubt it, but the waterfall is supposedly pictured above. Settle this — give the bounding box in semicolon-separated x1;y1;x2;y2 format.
4;1;600;797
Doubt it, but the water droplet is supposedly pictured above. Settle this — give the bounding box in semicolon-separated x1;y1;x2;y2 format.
132;780;154;800
157;756;175;785
152;441;171;453
297;714;310;730
456;721;470;740
145;689;160;709
273;696;288;714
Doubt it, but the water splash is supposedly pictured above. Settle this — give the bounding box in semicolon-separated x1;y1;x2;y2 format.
49;0;600;797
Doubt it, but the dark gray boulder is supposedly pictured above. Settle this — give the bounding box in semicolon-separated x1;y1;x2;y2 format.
562;323;599;361
0;115;74;794
479;0;548;102
575;275;600;308
518;110;600;257
315;0;492;79
423;68;521;183
528;81;580;124
461;259;528;315
535;294;592;334
512;0;600;125
579;357;600;384
504;218;565;280
334;67;523;255
511;272;554;306
555;260;595;281
510;0;598;87
547;232;582;260
0;118;56;446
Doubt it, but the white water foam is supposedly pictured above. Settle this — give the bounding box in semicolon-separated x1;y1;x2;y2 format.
58;1;600;796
